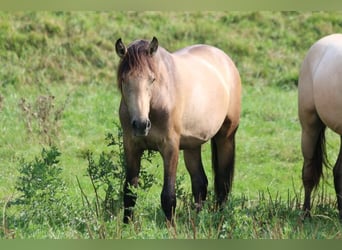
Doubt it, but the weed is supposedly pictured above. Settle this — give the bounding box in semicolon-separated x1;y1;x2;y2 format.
18;93;69;145
76;124;159;238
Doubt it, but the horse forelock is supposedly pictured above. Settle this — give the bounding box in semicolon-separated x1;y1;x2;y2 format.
117;40;158;90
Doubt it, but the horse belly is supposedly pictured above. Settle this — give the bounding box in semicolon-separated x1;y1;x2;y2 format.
180;84;229;146
179;117;224;149
315;86;342;134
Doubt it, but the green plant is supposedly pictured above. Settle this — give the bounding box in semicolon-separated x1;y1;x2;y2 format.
76;124;159;238
78;127;126;222
13;147;74;228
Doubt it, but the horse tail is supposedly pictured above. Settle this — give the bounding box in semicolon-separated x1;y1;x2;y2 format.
211;130;236;205
313;126;329;189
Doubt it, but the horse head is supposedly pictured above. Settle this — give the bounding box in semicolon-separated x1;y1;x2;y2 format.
115;37;159;136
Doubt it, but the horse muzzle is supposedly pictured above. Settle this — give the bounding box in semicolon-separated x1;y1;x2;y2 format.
132;118;151;136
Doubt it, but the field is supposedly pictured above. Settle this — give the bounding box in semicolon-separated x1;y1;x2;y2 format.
1;11;342;239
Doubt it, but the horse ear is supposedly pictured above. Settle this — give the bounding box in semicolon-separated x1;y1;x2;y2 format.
148;36;158;56
115;38;127;59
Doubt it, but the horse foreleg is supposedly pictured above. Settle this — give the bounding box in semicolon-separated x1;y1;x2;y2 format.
333;136;342;221
160;143;179;224
184;147;208;212
123;144;143;224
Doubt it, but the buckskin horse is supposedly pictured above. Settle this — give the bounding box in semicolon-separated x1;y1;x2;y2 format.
298;33;342;220
115;37;242;223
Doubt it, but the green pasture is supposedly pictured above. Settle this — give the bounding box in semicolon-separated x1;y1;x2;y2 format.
1;11;342;238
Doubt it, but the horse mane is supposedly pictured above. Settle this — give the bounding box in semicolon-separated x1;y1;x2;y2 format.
117;40;158;90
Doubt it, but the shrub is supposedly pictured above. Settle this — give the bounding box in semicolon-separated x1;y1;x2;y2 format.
13;146;74;228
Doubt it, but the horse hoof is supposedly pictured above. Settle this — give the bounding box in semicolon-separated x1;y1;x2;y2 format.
166;217;176;228
301;209;311;222
194;202;204;213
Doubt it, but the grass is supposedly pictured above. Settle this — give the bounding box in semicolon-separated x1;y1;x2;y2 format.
1;11;342;238
235;86;301;196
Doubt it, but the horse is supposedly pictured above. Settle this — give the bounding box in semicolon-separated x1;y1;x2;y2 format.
115;37;242;224
298;33;342;220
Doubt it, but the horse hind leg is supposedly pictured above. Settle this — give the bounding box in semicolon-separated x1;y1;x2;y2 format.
333;136;342;221
211;125;237;209
184;147;208;211
301;122;327;219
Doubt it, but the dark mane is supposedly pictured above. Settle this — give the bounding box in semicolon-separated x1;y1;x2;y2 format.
117;40;157;90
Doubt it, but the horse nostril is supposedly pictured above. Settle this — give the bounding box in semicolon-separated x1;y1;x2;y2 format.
132;120;138;130
146;120;151;130
132;119;151;131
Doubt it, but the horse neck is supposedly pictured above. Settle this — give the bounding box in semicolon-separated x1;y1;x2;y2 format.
156;48;176;84
151;48;177;106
